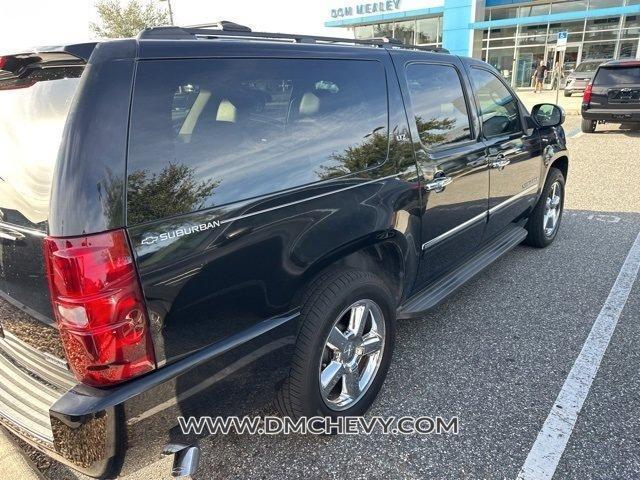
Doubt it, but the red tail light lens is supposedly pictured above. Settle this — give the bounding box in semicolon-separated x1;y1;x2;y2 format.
44;229;156;386
583;84;592;105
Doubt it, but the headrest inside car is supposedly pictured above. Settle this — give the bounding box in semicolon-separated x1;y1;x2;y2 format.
299;92;320;116
216;99;237;122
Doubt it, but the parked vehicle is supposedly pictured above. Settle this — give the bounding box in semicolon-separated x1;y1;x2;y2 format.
581;59;640;132
564;59;608;97
0;23;569;478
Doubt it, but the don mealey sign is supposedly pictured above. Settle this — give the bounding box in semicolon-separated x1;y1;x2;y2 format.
331;0;402;18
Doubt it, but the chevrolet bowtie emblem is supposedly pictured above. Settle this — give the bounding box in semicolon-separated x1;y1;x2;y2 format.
141;236;159;246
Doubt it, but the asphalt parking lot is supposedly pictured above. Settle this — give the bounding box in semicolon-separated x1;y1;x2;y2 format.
23;115;640;480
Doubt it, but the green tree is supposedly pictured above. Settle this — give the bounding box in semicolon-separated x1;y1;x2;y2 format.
127;163;219;225
91;0;169;38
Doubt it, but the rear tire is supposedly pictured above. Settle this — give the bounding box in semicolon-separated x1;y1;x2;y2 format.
524;167;565;248
275;268;396;419
581;118;596;133
564;90;572;97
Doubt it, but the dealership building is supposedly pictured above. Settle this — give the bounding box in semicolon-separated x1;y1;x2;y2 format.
325;0;640;88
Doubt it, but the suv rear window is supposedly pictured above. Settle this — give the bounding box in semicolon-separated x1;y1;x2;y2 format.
0;67;82;229
594;66;640;85
127;58;388;225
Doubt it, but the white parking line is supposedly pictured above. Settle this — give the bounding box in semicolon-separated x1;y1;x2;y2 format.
517;229;640;480
571;131;584;139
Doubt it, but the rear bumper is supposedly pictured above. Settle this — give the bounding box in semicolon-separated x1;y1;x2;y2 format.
20;311;298;478
581;108;640;122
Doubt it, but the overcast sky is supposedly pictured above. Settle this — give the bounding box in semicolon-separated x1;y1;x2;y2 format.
1;0;349;53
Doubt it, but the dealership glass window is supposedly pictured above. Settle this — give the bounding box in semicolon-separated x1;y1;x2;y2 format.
354;25;374;39
584;29;620;41
373;23;393;38
624;15;640;29
487;48;516;82
586;17;622;31
548;20;587;34
622;27;640;37
490;7;518;20
514;46;546;87
551;0;588;13
518;34;548;45
588;0;623;8
416;17;440;44
520;24;549;37
519;4;551;16
490;26;516;38
405;64;472;148
582;42;617;58
619;40;639;58
490;37;518;47
394;20;415;44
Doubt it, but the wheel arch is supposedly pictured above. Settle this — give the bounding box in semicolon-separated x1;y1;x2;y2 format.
550;155;569;181
292;234;412;310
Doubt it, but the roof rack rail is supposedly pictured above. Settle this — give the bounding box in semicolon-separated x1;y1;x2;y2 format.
138;23;449;54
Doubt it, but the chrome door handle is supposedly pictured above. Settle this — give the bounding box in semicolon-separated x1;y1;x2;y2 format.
0;229;25;242
490;159;510;170
424;176;453;192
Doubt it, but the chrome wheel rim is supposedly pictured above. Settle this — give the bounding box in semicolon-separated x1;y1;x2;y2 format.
543;181;562;237
319;299;385;411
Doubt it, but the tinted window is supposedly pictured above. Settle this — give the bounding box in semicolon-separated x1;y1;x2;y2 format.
0;67;82;229
128;58;388;225
469;68;522;138
594;66;640;85
405;64;472;148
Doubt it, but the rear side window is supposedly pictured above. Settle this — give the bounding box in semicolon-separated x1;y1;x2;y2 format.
469;68;522;138
127;58;388;225
594;66;640;85
405;63;472;148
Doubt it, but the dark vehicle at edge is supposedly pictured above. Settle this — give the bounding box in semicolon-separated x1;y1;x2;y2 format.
0;23;569;478
581;59;640;133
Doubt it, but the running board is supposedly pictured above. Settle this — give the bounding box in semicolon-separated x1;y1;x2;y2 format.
398;225;527;318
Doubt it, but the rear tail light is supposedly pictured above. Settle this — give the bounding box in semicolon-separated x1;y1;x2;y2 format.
44;229;156;387
583;84;592;106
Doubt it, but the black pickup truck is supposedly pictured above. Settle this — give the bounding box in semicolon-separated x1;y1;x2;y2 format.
0;23;568;478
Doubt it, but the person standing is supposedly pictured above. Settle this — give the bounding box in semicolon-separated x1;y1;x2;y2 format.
551;60;564;89
534;60;548;93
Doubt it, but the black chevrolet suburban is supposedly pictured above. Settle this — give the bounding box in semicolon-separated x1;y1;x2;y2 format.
581;59;640;133
0;23;569;478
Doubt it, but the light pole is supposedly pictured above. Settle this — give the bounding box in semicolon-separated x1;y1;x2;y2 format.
160;0;174;25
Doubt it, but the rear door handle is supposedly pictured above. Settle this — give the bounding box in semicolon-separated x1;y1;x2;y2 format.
490;159;510;169
0;229;25;242
424;176;453;192
489;154;511;170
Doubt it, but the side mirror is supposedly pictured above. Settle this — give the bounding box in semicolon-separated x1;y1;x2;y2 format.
531;103;565;127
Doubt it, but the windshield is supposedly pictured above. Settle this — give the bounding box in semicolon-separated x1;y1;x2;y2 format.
0;67;82;228
595;66;640;86
574;61;602;73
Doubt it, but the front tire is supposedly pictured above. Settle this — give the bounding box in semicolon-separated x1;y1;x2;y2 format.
564;90;572;97
524;167;565;248
581;118;596;133
275;268;396;419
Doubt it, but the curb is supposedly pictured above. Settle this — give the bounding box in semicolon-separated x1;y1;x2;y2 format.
0;428;43;480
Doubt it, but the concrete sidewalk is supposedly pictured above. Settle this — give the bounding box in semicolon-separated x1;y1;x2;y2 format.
516;88;583;114
0;428;42;480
